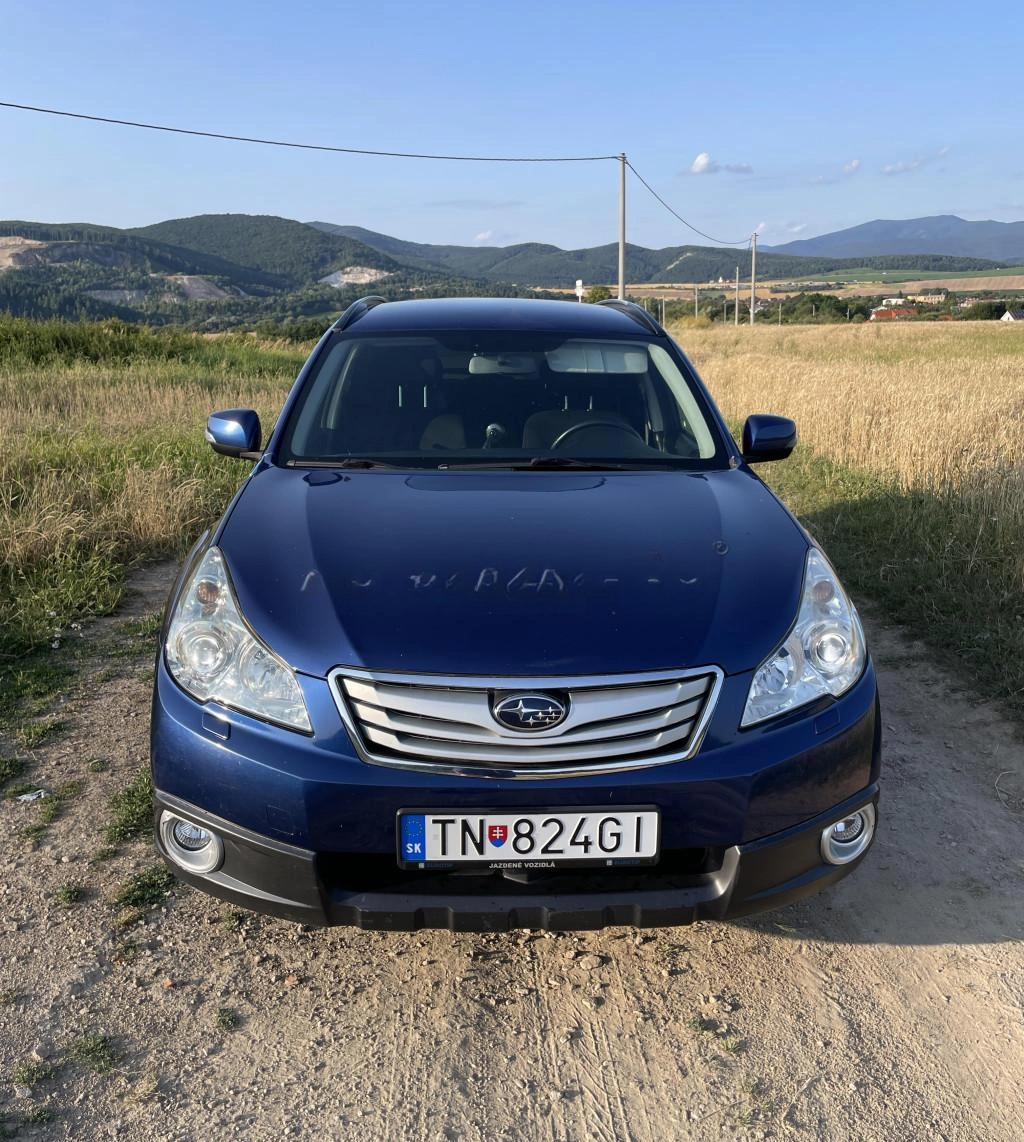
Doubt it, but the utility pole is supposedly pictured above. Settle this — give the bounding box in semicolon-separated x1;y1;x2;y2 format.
723;300;727;321
734;266;740;326
778;302;782;325
694;283;698;318
749;232;758;326
661;298;666;324
618;153;626;301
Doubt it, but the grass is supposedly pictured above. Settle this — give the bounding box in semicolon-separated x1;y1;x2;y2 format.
14;716;66;750
0;321;306;742
105;768;153;844
216;1007;242;1031
113;866;174;911
54;882;87;908
222;908;251;932
68;1033;121;1075
672;321;1024;721
0;757;26;793
19;779;88;843
11;1060;53;1087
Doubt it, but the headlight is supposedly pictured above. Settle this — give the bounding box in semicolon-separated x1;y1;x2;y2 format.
741;548;866;727
165;546;312;733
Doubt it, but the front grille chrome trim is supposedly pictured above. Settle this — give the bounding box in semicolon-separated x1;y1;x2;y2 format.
328;666;724;780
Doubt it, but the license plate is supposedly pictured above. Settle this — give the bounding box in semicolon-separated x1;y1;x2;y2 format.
397;808;659;869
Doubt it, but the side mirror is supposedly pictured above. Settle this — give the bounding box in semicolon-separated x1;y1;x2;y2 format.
205;409;262;460
741;414;797;463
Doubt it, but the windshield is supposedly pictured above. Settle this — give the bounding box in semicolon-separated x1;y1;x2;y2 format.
279;331;727;469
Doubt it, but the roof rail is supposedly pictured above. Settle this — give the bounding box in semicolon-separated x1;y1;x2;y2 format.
331;295;388;332
597;298;663;334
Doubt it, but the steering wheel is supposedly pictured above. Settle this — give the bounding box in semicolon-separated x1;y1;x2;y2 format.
549;420;644;450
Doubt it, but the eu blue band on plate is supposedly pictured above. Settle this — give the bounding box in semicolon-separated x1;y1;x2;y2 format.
400;814;426;859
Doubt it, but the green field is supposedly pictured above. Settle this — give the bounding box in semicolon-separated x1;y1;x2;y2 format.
783;264;1024;285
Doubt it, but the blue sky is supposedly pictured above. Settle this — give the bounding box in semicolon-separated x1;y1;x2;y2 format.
2;0;1020;251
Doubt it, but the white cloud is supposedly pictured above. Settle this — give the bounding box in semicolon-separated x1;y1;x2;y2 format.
882;146;951;176
843;159;861;175
755;221;766;235
787;222;808;234
473;229;495;244
882;157;923;176
691;152;717;175
689;152;753;176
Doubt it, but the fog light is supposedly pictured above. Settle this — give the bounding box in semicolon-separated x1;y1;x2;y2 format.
160;811;224;874
820;804;875;866
172;819;212;851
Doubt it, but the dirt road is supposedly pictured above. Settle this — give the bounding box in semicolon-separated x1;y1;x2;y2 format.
1;572;1022;1141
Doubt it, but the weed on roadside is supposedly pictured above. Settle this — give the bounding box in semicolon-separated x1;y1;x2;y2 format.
90;846;119;863
105;768;153;844
0;659;74;741
0;757;26;792
222;908;251;933
99;611;163;661
11;1059;53;1087
21;1106;56;1126
54;882;87;909
69;1034;121;1075
123;1070;161;1105
110;939;138;964
86;757;109;773
16;716;66;750
113;867;173;912
216;1007;242;1032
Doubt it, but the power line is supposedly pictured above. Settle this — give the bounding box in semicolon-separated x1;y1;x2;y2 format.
0;99;757;257
0;100;618;163
626;161;751;247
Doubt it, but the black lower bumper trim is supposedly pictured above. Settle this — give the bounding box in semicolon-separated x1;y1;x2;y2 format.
154;787;879;931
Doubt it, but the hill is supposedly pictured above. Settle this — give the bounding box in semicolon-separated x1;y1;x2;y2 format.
0;211;1015;328
130;214;399;286
309;222;1000;285
0;221;286;289
769;215;1024;262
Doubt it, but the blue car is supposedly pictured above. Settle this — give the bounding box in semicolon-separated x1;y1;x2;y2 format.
151;297;880;931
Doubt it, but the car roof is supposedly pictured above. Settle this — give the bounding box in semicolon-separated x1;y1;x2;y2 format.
341;297;658;336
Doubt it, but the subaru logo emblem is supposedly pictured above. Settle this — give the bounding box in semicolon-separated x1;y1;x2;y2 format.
492;692;568;733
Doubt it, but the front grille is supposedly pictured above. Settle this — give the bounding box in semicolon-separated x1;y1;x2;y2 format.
329;667;722;778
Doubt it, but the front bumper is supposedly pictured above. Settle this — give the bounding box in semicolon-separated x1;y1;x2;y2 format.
152;650;881;930
155;785;878;931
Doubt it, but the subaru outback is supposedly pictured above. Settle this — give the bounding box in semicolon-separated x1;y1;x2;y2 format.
151;297;880;931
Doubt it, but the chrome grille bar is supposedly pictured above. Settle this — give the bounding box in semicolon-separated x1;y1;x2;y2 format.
329;666;723;779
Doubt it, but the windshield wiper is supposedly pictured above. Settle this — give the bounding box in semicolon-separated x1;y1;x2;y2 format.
516;456;633;470
436;456;632;471
286;457;403;469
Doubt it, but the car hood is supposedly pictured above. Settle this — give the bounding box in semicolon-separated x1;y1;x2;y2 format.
217;466;809;678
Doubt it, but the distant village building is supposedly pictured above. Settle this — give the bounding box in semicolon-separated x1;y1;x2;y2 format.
1000;309;1024;322
870;306;917;321
907;290;948;305
881;297;908;308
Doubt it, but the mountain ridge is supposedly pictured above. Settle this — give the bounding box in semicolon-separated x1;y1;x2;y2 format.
1;212;1021;327
768;214;1024;261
